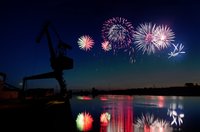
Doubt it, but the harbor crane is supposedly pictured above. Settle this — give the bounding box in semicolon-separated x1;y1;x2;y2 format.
22;21;73;97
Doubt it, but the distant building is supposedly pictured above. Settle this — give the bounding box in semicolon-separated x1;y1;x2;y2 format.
185;83;194;87
0;80;19;100
0;72;20;100
24;88;54;100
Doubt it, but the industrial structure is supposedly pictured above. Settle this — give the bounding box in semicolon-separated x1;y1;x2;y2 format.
23;21;73;98
0;72;19;100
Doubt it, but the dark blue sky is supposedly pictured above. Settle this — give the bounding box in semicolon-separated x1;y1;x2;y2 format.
1;0;200;90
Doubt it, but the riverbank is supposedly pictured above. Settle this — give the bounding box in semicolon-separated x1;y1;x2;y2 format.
73;86;200;96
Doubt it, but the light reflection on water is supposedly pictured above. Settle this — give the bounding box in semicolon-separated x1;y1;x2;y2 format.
70;95;200;132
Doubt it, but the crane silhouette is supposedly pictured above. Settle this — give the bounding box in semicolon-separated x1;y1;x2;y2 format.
22;21;73;97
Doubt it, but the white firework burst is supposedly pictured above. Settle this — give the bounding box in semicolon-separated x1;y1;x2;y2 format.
154;25;175;49
77;35;94;51
135;113;155;128
134;23;158;55
101;41;112;51
153;119;171;128
168;43;185;58
152;119;173;132
134;113;173;132
168;108;184;126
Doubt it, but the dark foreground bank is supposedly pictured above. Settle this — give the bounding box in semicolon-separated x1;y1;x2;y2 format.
0;99;77;132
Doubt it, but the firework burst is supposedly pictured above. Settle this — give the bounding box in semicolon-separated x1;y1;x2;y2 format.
134;23;158;55
100;112;111;126
154;25;175;49
77;35;94;51
101;41;112;51
102;17;134;50
76;112;93;131
168;43;185;58
135;113;155;128
153;119;171;128
152;119;172;132
134;113;173;132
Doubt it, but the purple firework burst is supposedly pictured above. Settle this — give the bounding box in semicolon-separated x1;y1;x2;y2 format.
102;17;134;50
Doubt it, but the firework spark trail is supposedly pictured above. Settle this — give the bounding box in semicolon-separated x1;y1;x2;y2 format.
124;47;135;63
134;23;158;55
77;35;94;51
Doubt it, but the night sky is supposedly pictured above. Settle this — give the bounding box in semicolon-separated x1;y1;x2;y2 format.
1;0;200;90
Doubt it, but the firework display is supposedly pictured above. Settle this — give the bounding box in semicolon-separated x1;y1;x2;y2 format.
134;113;172;132
134;23;159;55
168;43;185;58
77;35;94;51
167;103;184;126
151;119;172;132
101;41;112;51
100;112;111;126
134;113;155;128
76;112;93;131
76;16;186;62
102;17;134;50
154;25;175;49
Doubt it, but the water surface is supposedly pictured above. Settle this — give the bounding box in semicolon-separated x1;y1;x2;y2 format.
70;95;200;131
